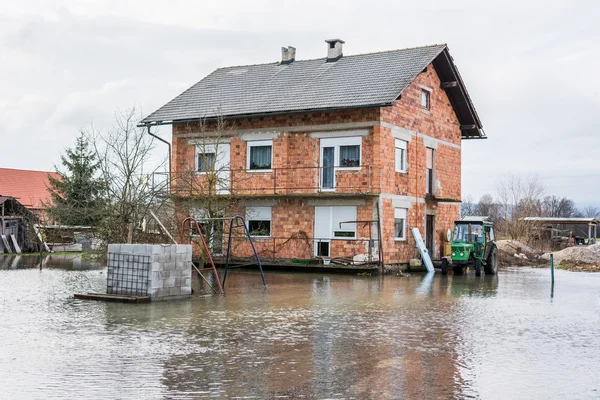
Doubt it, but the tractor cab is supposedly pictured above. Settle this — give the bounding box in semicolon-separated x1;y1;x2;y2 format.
441;216;498;276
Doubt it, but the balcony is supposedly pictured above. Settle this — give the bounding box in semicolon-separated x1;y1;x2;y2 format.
167;165;381;198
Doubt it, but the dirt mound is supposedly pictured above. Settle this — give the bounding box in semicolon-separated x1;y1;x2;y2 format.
496;240;541;266
541;244;600;267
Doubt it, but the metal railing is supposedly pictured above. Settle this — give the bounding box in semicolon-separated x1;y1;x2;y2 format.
164;165;382;197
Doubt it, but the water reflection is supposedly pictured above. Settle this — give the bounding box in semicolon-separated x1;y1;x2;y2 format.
0;265;598;399
0;254;103;270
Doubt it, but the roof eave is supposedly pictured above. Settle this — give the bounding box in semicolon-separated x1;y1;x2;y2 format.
137;103;394;127
432;48;485;139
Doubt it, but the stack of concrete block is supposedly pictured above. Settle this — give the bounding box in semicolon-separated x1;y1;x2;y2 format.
107;244;192;301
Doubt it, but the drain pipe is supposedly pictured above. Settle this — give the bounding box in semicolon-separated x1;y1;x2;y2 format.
146;126;171;190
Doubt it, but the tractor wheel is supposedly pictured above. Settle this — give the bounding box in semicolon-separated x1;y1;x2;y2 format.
485;247;498;275
441;258;449;275
475;259;482;276
453;265;465;275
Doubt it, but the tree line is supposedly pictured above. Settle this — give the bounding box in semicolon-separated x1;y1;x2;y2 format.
462;174;599;239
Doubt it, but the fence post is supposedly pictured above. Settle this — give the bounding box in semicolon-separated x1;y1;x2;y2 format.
550;253;555;284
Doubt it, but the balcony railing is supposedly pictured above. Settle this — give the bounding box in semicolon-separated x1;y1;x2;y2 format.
166;165;382;197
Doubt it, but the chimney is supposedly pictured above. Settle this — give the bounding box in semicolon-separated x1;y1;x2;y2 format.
325;38;344;62
281;46;296;64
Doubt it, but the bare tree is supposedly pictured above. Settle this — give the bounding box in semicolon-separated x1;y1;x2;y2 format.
461;194;475;217
541;196;582;218
582;205;600;218
173;116;246;259
474;193;500;223
87;108;168;245
496;173;545;240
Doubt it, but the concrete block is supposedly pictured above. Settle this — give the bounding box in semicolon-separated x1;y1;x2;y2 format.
169;287;181;296
175;278;182;287
165;262;176;271
184;277;191;287
132;244;148;255
157;287;169;298
151;262;161;272
107;244;120;254
176;245;187;254
181;287;192;296
151;245;163;255
120;245;133;254
164;278;175;287
148;288;159;298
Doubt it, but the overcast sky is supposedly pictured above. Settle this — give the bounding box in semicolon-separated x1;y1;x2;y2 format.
2;0;599;206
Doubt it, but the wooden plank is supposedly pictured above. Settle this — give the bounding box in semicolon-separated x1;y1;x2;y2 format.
10;235;22;254
74;293;151;303
149;210;177;244
1;235;13;254
33;225;51;253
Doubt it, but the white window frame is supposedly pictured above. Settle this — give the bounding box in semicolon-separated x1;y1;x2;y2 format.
395;139;407;173
314;206;357;241
195;144;218;174
246;140;273;172
421;88;431;110
320;137;362;172
245;206;272;238
394;208;407;241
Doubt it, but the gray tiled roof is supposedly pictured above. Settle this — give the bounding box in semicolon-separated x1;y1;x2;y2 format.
141;44;448;124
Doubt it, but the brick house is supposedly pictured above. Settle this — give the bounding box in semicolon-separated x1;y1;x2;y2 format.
140;40;485;267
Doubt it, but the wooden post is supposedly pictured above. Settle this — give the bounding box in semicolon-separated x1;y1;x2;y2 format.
127;223;134;244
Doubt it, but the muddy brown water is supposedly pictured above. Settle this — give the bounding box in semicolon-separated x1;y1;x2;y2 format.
0;255;599;399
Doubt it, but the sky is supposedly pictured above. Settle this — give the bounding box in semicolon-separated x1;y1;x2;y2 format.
1;0;599;207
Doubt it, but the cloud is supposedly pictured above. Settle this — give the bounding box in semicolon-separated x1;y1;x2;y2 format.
1;0;599;207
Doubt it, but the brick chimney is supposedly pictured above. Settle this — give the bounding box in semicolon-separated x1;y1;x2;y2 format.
281;46;296;64
325;38;344;62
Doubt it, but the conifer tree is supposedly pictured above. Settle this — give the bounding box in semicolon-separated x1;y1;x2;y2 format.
47;134;106;226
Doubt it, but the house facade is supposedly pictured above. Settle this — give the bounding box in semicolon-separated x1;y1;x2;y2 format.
141;41;485;266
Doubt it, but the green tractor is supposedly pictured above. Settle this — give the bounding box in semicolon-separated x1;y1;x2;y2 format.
441;216;498;276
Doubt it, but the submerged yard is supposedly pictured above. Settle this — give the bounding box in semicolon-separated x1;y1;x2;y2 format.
0;255;598;399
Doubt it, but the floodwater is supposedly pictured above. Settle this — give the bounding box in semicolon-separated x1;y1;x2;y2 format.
0;255;599;399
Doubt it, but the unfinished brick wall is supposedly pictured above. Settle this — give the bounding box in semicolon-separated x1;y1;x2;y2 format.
379;64;462;201
170;62;463;265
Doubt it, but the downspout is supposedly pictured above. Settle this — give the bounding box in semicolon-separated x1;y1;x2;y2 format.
147;126;171;191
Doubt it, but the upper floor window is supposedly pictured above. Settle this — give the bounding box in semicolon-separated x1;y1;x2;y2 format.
339;145;360;167
421;89;431;110
246;206;272;237
395;139;407;173
247;140;272;171
197;152;216;173
426;147;434;195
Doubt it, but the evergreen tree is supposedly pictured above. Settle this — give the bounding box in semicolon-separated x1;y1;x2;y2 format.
47;134;106;226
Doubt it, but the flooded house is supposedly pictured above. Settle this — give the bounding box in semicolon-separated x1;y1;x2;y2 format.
0;168;58;253
140;40;485;266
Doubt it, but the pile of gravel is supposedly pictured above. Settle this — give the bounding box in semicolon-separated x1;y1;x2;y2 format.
541;244;600;266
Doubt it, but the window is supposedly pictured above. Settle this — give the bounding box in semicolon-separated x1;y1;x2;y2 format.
395;139;407;172
197;152;216;172
421;89;431;110
394;208;407;240
247;140;273;171
426;147;434;195
246;206;272;237
339;145;360;167
315;206;357;239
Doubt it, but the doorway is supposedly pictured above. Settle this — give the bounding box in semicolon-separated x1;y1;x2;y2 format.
425;215;435;257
